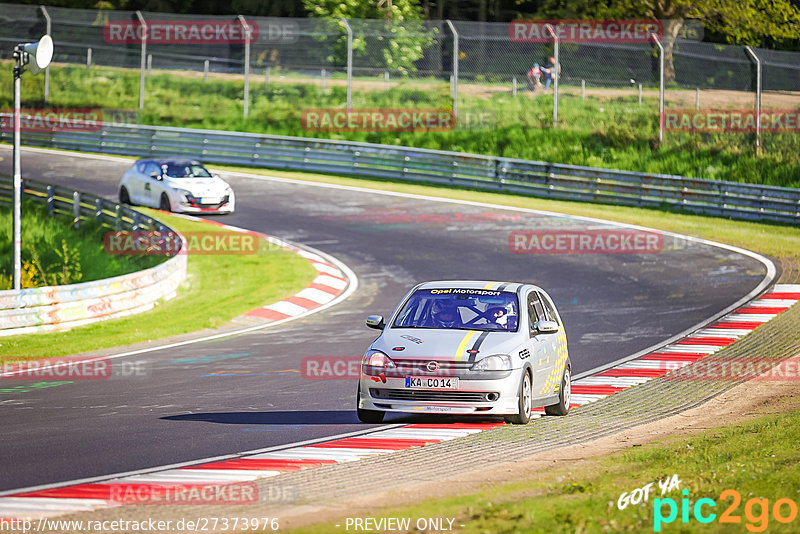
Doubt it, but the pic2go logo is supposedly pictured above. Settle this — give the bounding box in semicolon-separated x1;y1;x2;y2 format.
654;489;799;532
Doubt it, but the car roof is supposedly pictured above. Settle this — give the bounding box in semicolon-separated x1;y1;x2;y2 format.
135;158;204;166
414;280;536;294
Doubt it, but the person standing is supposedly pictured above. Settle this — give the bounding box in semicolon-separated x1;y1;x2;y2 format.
543;56;556;92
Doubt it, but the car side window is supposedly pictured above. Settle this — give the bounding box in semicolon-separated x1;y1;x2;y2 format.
528;293;544;334
537;292;558;324
145;162;160;177
135;161;148;173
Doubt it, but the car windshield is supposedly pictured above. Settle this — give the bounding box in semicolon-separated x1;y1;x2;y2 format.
392;288;519;332
162;163;212;178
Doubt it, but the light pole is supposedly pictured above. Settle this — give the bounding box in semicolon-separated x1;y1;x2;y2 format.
11;35;53;290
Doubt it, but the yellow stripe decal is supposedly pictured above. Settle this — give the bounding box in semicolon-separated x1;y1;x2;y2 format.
455;330;478;361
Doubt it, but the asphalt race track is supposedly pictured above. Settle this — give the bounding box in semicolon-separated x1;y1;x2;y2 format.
0;146;772;492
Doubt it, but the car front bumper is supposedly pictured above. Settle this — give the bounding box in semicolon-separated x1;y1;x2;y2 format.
357;367;525;416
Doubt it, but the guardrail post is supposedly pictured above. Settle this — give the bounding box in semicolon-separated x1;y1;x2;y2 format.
136;11;147;110
204;59;209;82
651;33;665;144
237;15;252;119
445;20;459;120
132;211;141;231
39;6;51;102
46;185;55;215
73;191;80;229
115;204;122;231
744;46;762;156
95;198;103;224
341;18;353;113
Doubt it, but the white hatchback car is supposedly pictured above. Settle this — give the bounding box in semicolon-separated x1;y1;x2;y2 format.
119;158;235;214
357;281;572;424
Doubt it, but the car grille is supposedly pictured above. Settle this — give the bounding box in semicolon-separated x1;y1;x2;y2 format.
392;360;475;374
369;388;495;402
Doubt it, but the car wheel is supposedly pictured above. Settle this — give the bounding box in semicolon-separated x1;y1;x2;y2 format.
506;370;532;425
159;193;171;212
119;186;131;205
545;365;571;416
356;384;385;423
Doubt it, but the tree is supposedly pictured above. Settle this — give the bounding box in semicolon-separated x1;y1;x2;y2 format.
530;0;800;80
303;0;436;76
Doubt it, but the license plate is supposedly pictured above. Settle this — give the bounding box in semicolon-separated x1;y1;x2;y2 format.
201;197;220;205
405;376;459;389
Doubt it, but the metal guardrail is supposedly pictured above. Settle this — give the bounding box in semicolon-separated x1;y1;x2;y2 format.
0;175;186;334
1;120;798;224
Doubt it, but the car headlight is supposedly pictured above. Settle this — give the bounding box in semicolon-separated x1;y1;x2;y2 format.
176;189;197;202
363;350;396;369
470;354;512;371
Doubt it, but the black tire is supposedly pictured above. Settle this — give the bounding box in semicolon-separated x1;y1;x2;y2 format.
119;186;131;205
159;193;171;212
545;365;571;416
505;370;532;425
356;384;385;423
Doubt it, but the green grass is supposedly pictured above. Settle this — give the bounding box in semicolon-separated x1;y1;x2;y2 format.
0;200;163;288
0;208;318;361
288;402;800;533
3;62;798;188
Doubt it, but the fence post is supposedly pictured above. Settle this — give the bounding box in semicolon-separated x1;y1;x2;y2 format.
204;59;209;82
39;6;51;102
321;68;326;89
265;66;270;86
512;76;517;96
73;191;80;229
639;83;642;105
147;53;152;76
136;11;147;110
544;24;559;127
581;79;585;102
46;185;54;215
86;47;92;69
445;20;458;120
238;15;252;119
744;46;762;156
341;18;353;112
384;69;389;90
652;33;665;144
695;87;699;109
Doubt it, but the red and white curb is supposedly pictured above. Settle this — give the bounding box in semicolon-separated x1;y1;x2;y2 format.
1;286;796;521
568;284;800;406
174;215;351;323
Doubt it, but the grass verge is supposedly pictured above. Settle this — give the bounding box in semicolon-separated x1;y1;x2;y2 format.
1;208;318;361
2;62;798;187
288;402;800;533
218;165;800;278
0;199;163;288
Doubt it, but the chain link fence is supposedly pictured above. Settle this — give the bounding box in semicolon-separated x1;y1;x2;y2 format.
1;4;798;154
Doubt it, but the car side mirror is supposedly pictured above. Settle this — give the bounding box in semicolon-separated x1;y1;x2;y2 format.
366;315;385;330
534;320;559;334
150;172;162;181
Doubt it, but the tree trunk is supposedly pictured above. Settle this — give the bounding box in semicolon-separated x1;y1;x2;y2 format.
662;18;684;82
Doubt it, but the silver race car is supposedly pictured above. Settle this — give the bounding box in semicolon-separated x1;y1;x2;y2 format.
119;158;235;214
357;281;571;424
